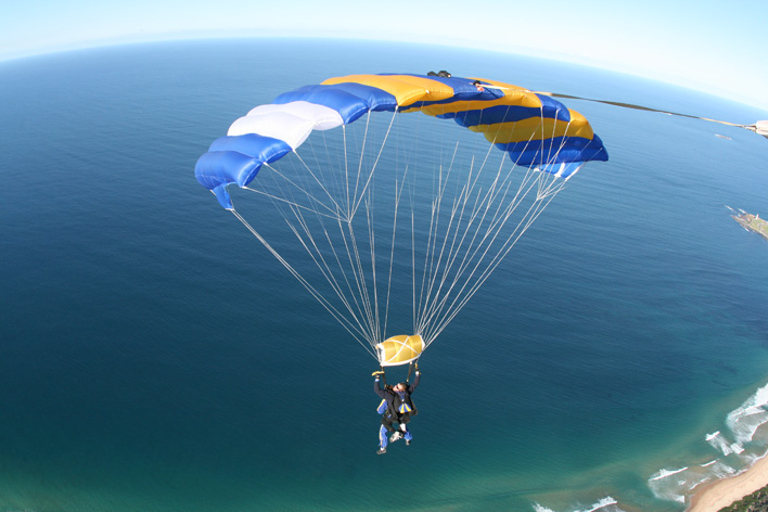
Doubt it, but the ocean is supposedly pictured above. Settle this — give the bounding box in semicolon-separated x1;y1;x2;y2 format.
1;38;768;512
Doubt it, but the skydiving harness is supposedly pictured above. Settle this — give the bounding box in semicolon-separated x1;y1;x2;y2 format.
374;361;419;416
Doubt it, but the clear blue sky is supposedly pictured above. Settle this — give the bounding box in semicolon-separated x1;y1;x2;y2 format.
2;0;766;111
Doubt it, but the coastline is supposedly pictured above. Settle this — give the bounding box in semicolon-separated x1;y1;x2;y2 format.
688;453;768;512
731;211;768;241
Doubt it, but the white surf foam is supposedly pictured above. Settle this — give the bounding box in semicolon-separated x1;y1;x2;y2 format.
726;384;768;446
706;430;744;456
585;497;619;512
532;497;624;512
649;383;768;506
648;466;714;504
649;466;689;482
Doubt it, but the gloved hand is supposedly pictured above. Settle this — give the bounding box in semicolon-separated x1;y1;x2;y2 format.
372;370;385;378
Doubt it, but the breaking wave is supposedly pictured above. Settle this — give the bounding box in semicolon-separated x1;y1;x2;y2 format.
533;497;624;512
649;383;768;505
707;431;745;456
727;384;768;446
648;462;736;504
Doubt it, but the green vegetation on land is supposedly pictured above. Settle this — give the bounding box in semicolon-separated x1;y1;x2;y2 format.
732;212;768;241
719;485;768;512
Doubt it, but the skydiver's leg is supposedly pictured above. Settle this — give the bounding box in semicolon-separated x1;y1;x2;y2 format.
381;416;397;433
377;425;389;454
398;414;413;443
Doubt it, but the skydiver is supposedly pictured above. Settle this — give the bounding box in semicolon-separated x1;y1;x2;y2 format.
372;367;421;455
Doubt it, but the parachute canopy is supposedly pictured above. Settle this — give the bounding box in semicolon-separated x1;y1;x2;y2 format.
376;335;425;367
195;72;608;363
196;73;607;210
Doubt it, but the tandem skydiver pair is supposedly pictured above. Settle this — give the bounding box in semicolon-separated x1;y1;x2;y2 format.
372;365;420;455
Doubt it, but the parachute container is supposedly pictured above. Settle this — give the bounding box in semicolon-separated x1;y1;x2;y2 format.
376;335;425;367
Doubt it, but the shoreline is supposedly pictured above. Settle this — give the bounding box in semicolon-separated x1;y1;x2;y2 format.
688;453;768;512
731;211;768;241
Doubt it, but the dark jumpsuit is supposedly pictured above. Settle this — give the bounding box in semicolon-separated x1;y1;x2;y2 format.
374;372;420;448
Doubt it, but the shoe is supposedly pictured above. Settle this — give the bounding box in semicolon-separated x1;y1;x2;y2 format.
377;447;386;455
390;432;403;443
405;439;411;446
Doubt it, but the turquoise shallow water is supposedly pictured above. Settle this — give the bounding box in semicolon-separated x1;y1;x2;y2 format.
1;39;768;512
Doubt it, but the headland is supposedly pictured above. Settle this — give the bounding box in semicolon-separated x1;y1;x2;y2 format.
732;211;768;241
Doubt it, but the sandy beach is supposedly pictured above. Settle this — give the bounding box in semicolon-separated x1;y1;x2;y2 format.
688;455;768;512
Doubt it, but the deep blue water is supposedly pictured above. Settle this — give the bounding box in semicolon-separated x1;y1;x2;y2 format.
1;38;768;512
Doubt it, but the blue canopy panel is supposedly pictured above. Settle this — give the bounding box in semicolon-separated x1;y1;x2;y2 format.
194;135;293;209
195;151;258;209
498;134;609;169
437;104;562;127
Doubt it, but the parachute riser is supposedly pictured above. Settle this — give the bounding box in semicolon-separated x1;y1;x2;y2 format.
376;359;419;388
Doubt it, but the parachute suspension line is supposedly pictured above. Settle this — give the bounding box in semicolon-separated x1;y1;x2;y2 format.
418;149;478;337
415;141;459;336
417;148;507;340
422;177;561;345
417;156;511;342
399;108;433;340
242;183;340;220
344;113;392;347
384;164;410;339
416;134;522;338
424;147;570;343
363;109;413;346
415;142;471;340
337;216;379;347
415;107;537;343
411;205;417;335
361;113;384;346
290;152;346;218
283;207;367;334
417;113;575;345
351;112;372;218
531;107;575;199
340;127;375;339
259;156;386;354
259;154;373;342
540;105;557;170
277;205;378;347
350;109;399;220
417;137;507;335
229;208;377;359
365;196;382;346
342;124;351;219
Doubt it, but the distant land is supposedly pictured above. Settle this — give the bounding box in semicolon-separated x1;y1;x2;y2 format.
731;209;768;241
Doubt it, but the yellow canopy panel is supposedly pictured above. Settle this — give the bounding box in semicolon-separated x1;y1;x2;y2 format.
376;334;425;367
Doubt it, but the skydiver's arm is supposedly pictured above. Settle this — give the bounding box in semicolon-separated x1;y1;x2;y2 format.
374;375;387;399
408;371;421;393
